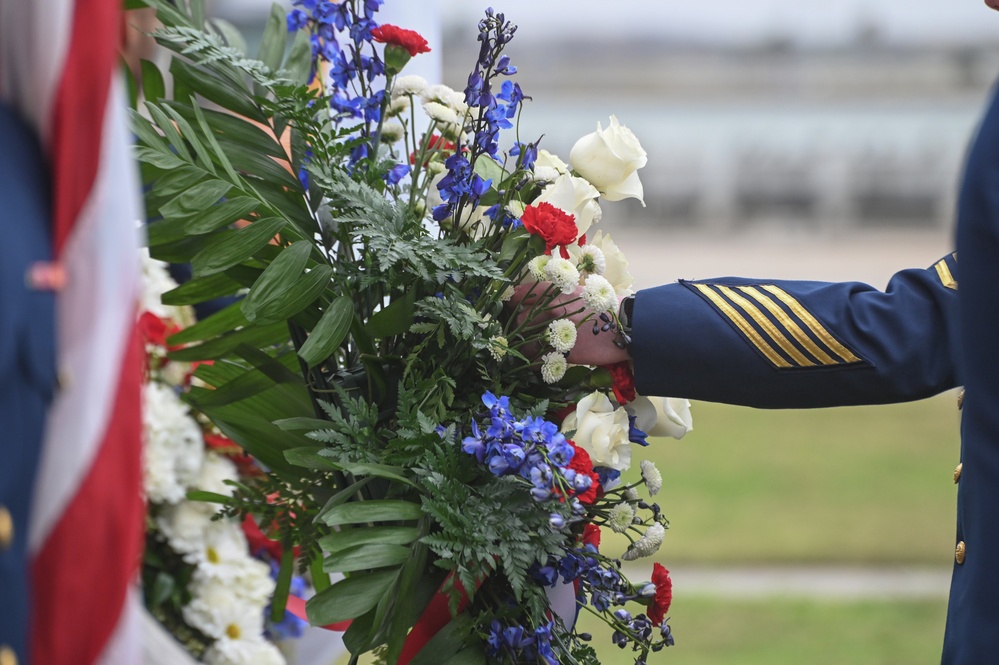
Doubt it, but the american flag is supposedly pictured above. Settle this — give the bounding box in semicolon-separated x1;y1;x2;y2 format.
0;1;145;663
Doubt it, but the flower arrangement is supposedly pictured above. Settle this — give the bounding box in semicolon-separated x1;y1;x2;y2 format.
139;253;310;664
133;0;692;663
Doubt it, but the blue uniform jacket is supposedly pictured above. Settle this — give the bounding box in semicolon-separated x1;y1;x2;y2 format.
0;103;57;663
631;88;999;663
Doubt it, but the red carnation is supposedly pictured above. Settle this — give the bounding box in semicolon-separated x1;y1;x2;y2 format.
608;361;636;404
521;202;578;258
568;442;602;505
138;311;181;350
372;24;431;57
647;563;673;627
410;134;456;166
582;523;601;549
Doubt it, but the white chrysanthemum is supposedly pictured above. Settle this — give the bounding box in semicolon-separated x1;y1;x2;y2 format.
422;83;468;115
140;250;196;327
380;121;406;143
423;101;461;127
586;230;634;296
230;558;276;607
541;352;568;384
204;638;286;665
194;452;239;499
183;575;263;640
531;149;570;183
621;522;666;561
194;520;254;580
499;286;516;303
623;487;640;502
607;502;635;534
572;244;607;276
488;336;509;361
157;500;212;557
544;257;581;295
581;274;617;314
386;96;411;119
391;74;428;98
143;382;205;504
505;200;526;219
547;319;577;354
640;459;663;497
527;255;551;281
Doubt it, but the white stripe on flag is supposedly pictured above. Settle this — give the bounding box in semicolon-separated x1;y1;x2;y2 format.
28;76;142;553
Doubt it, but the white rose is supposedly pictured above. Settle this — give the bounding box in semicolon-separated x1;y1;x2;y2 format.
626;396;693;440
569;115;647;203
561;391;632;471
531;149;570;183
533;173;602;238
584;230;634;296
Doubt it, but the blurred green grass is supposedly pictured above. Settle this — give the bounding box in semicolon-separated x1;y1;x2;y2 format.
576;597;948;665
605;392;962;565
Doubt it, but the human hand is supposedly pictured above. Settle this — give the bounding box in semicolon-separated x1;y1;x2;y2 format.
509;282;630;367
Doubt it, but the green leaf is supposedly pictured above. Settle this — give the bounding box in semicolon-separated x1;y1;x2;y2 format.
190;101;242;186
258;4;288;75
241;241;311;322
191;217;287;276
168;322;288;361
184;197;260;235
140;59;166;103
306;570;398;626
134;146;184;171
169;57;264;122
185;490;233;505
159;179;232;220
273;416;333;431
209;17;248;54
271;546;295;622
149;571;175;609
152;165;206;199
161;272;242;306
167;300;248;345
407;615;477;665
319;500;424;528
310;552;331;594
442;647;488;665
145;101;193;163
189;0;206;29
323;543;411;574
298;295;354;367
364;290;415;339
284;29;314;85
253;264;333;325
318;526;420;554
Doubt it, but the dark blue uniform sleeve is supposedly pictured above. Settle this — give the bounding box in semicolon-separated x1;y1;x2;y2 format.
630;254;961;408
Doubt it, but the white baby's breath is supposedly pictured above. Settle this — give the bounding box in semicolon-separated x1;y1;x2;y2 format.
640;459;663;497
608;502;635;533
547;319;577;354
544;257;581;295
541;352;568;384
621;522;666;561
581;274;617;314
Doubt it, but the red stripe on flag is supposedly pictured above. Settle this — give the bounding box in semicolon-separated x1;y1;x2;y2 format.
30;326;145;665
49;0;120;255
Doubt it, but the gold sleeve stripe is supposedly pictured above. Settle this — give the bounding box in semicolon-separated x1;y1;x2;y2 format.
759;285;863;364
691;284;793;368
934;259;957;290
715;285;816;367
735;286;839;366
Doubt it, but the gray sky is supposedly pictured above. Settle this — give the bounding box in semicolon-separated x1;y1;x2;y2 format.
440;0;999;46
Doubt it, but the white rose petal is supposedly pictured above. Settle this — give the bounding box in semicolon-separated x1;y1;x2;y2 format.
569;115;648;204
585;230;634;296
561;392;632;471
534;173;602;239
627;396;693;440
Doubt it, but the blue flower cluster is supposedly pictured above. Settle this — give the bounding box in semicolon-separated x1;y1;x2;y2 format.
287;0;388;168
432;10;526;225
461;392;593;514
486;619;558;665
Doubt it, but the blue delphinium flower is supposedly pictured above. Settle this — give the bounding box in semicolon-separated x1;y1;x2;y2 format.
628;416;650;447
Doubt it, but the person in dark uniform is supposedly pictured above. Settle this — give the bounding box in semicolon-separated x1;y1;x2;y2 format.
523;4;999;662
0;104;58;665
